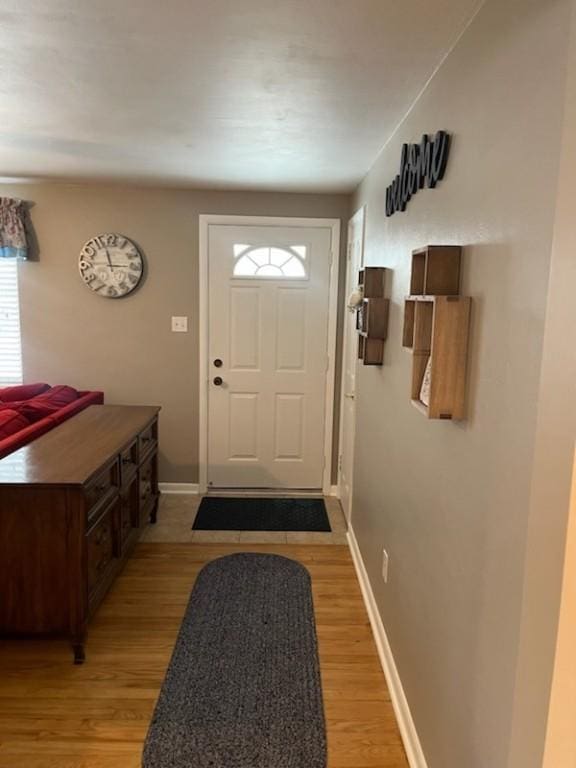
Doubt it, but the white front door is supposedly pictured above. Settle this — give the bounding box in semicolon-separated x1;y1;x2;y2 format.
338;208;364;522
207;223;334;489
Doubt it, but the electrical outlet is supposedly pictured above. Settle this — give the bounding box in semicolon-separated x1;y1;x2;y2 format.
382;549;389;583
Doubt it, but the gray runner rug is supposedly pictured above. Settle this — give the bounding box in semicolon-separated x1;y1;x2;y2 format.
142;553;326;768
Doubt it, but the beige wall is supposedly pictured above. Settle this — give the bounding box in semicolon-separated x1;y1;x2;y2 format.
509;2;576;763
351;0;571;766
0;183;350;482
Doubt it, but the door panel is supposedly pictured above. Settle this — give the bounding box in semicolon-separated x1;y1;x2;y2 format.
229;393;259;459
339;208;364;521
207;224;332;489
274;394;305;460
276;289;307;370
230;287;261;370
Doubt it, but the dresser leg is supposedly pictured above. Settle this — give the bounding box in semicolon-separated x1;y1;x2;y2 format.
150;498;159;525
72;641;85;665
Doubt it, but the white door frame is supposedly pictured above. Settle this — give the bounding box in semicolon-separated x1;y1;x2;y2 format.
198;214;341;495
337;205;365;512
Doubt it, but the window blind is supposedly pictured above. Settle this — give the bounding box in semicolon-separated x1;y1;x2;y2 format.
0;260;23;385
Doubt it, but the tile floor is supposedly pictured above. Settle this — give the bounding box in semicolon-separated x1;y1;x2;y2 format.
141;493;348;544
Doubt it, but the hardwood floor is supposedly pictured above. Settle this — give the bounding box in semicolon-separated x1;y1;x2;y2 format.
0;543;409;767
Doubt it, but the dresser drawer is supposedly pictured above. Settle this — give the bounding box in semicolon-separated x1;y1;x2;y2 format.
138;420;157;459
87;501;115;595
120;439;138;487
139;457;153;506
85;460;119;516
139;455;157;526
118;477;139;554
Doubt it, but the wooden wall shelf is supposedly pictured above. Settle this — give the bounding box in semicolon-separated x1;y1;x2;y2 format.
402;247;471;420
410;245;461;296
356;267;389;366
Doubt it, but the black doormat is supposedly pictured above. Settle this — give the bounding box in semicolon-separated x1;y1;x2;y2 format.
143;553;327;768
193;496;331;532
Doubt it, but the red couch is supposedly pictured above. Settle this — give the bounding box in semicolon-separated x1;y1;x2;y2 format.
0;383;104;459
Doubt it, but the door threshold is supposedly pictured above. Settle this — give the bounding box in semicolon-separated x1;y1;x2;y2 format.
206;488;324;498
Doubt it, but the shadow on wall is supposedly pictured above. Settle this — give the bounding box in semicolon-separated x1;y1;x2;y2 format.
458;241;518;432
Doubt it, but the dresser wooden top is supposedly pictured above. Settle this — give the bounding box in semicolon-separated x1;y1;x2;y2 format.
0;405;160;487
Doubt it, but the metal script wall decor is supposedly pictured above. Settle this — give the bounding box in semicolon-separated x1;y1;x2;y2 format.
385;131;451;216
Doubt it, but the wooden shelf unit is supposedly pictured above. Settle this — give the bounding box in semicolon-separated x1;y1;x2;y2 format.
402;246;471;420
357;267;389;366
410;245;461;296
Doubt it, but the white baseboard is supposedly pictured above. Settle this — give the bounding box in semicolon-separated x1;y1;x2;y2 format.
159;482;199;495
347;526;428;768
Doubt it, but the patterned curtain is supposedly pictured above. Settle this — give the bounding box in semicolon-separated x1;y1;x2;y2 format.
0;198;28;260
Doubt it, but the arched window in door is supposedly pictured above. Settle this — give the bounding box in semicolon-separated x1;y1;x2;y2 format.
232;244;307;278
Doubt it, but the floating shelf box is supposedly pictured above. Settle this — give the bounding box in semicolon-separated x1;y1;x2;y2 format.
402;299;416;347
357;298;389;339
403;246;472;420
410;245;461;296
358;335;386;366
357;267;389;366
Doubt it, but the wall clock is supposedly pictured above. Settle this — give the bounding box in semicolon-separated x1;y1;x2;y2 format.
78;233;144;298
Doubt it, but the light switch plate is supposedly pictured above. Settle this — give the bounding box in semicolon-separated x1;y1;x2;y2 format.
171;316;188;333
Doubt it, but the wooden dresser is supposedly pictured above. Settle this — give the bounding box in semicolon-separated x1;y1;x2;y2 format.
0;405;160;663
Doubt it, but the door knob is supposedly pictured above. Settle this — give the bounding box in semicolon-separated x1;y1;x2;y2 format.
213;377;223;386
214;358;223;368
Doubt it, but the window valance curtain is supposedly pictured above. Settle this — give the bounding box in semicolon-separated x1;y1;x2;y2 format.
0;198;28;261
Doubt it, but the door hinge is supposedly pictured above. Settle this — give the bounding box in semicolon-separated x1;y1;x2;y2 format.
338;454;343;473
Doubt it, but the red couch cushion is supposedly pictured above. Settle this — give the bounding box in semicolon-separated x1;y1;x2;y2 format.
0;409;30;439
0;382;50;403
41;385;79;407
18;385;80;423
48;391;104;426
0;390;104;460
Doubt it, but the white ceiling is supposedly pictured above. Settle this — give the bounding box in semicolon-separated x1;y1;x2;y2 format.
0;0;479;192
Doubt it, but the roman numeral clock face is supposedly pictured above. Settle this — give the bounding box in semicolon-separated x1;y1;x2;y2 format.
78;233;144;298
